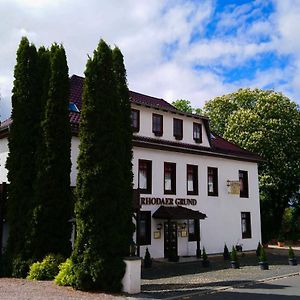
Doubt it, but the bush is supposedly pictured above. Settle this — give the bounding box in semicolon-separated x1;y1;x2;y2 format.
27;254;64;280
230;246;238;262
202;247;208;261
288;246;295;259
144;248;152;268
259;247;267;262
256;242;262;257
223;244;230;260
54;258;76;286
12;256;33;278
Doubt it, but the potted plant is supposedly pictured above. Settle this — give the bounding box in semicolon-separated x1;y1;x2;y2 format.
230;246;239;269
258;247;269;270
256;242;262;257
288;246;297;266
277;232;285;247
223;244;230;260
144;248;152;268
201;247;209;267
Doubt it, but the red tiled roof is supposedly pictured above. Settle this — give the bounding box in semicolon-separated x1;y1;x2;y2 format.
0;74;261;162
69;75;176;111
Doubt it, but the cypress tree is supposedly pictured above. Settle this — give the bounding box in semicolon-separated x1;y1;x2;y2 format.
72;40;131;292
32;44;72;259
6;37;40;276
112;47;134;255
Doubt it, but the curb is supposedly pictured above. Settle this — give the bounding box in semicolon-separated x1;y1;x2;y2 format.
161;272;300;300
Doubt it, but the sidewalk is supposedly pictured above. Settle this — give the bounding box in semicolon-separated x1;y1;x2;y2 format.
134;250;300;299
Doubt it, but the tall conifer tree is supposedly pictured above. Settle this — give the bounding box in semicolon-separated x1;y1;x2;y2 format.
32;44;72;259
112;47;134;255
72;40;132;292
6;37;40;276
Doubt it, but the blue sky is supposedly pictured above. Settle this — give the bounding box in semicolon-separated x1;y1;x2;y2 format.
0;0;299;119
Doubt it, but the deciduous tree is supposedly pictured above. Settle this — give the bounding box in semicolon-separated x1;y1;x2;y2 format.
204;88;300;240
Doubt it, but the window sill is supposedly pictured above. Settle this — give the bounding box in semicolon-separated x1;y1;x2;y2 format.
187;191;198;196
164;190;176;195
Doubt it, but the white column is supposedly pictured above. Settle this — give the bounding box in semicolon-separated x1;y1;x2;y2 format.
122;257;142;294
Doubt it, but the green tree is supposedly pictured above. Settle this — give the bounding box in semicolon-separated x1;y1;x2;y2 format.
172;99;203;115
112;47;135;254
72;40;132;292
6;37;40;276
32;44;72;260
204;88;300;240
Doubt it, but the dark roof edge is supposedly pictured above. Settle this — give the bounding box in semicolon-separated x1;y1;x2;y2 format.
131;100;210;121
133;136;263;163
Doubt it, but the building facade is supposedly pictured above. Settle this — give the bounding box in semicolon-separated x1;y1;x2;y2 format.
0;75;262;259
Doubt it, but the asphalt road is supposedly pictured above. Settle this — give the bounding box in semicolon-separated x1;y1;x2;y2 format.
183;274;300;300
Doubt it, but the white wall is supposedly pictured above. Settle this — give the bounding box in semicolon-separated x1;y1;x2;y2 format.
132;104;211;147
0;134;262;259
133;147;261;258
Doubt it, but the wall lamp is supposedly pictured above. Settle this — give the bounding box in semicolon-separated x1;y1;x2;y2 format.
156;223;163;231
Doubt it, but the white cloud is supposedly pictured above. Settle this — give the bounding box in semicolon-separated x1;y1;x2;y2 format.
0;0;299;120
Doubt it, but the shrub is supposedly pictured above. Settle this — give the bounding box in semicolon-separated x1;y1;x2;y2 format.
259;247;267;262
202;247;208;261
144;248;152;268
12;256;33;278
256;242;262;257
27;254;64;280
54;258;76;286
288;246;295;259
223;244;230;260
230;246;238;262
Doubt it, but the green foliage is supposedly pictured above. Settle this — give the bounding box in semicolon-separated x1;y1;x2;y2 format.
230;246;238;262
11;256;33;278
202;247;208;261
71;40;132;292
144;248;152;268
288;246;295;259
172;99;203;115
256;242;262;257
223;244;230;260
54;258;76;286
259;247;267;262
6;37;41;272
27;254;64;280
204;88;300;241
31;44;72;260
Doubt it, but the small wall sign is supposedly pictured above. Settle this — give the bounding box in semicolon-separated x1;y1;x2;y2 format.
227;180;240;195
154;231;161;239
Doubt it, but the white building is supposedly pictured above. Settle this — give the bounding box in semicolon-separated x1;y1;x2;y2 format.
0;75;262;259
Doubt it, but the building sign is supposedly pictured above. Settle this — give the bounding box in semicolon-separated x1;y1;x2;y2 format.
140;197;197;206
227;180;240;195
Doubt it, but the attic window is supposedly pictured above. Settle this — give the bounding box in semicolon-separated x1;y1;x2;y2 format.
69;102;80;112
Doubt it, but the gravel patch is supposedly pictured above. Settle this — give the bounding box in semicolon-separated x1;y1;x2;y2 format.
0;278;125;300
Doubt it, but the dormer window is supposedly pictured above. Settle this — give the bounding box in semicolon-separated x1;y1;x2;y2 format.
193;123;202;143
173;118;183;140
152;114;163;136
131;109;140;132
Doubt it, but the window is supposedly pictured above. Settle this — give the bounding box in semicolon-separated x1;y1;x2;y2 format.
193;123;202;143
164;162;176;194
239;170;249;198
241;212;252;239
173;118;183;140
207;167;218;196
138;211;151;245
188;219;200;242
131;109;140;132
187;165;198;195
152;114;163;136
138;160;152;194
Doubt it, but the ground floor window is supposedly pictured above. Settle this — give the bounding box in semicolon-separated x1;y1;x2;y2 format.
138;211;151;245
188;219;199;242
241;212;252;239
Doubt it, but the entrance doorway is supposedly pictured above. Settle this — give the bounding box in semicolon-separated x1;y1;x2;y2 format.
164;221;178;260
